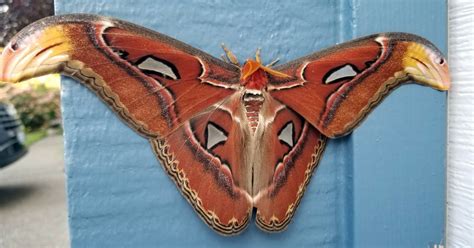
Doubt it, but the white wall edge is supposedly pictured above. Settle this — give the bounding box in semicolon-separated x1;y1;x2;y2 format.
447;0;474;247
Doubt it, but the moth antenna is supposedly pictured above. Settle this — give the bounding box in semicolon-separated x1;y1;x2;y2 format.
255;48;262;63
221;54;229;63
221;43;240;66
266;57;280;67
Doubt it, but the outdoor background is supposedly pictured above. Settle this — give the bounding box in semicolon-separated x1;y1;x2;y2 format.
0;1;68;247
0;0;60;146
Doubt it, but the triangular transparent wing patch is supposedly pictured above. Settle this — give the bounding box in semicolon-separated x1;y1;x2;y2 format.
278;122;294;147
206;123;228;150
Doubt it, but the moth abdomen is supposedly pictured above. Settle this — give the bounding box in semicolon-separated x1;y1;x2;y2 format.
243;91;265;132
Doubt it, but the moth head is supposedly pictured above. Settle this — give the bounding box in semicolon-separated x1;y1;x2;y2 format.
240;50;290;90
240;59;262;80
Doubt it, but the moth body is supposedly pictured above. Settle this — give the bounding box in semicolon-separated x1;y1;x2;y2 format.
239;57;292;133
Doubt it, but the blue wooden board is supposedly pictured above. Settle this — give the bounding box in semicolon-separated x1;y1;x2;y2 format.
352;1;447;247
56;0;446;247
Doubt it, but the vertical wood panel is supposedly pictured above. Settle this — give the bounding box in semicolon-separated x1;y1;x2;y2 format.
352;0;447;247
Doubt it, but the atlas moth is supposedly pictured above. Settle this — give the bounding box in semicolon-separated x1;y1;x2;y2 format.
0;14;450;235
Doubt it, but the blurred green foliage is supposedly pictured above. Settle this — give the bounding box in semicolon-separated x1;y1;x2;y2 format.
25;130;47;147
0;83;61;132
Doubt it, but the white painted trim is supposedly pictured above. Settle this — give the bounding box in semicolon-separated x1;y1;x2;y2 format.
447;1;474;247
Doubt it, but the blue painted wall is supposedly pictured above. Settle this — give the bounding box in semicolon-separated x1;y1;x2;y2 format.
56;0;446;247
352;1;447;247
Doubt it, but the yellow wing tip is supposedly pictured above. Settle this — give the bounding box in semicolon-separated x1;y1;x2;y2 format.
403;43;451;91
